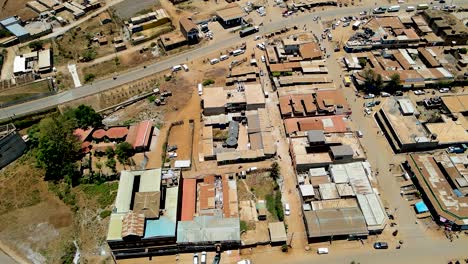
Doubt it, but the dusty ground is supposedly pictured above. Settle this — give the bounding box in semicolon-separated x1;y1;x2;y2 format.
50;13;124;68
112;0;161;19
0;0;36;20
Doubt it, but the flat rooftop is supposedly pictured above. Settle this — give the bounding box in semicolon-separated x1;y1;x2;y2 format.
380;97;430;145
407;154;468;226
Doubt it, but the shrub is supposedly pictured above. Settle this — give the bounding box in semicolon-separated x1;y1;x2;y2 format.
240;220;248;232
272;71;281;77
81;49;97;62
148;95;156;102
29;41;43;51
84;73;96;83
202;79;215;86
100;210;112;219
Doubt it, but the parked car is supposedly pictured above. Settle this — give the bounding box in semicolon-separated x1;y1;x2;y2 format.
317;248;329;254
447;146;465;154
237;260;251;264
172;65;182;72
414;90;425;95
363;93;375;99
213;253;221;264
375;100;381;105
364;107;372;115
201;251;207;264
284;203;290;216
182;64;189;72
261;55;266;63
380;92;391;97
374;242;389;249
365;102;375;108
439;87;450;93
193;253;199;264
395;91;404;96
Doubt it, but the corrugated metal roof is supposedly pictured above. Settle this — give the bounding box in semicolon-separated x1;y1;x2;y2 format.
304;208;368;238
181;179;197;221
174;160;191;168
268;222;287;242
106;213;125;241
138;169;161;192
6;24;29;37
356;193;387;230
144;186;179;238
114;172;135;213
121;211;145;238
177;215;240;243
133;192;160;219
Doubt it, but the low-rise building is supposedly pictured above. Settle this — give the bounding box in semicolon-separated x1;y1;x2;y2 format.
107;169;181;259
0;124;27;169
375;97;439;152
215;3;245;28
406;154;468;230
179;17;199;43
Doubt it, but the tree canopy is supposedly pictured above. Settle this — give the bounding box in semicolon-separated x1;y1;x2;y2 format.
33;114;81;183
362;68;383;93
116;142;134;165
65;104;102;128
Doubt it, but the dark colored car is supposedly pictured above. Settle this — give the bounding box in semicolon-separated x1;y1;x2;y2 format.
374;242;389;249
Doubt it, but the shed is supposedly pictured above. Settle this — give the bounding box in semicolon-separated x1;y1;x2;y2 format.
415;201;429;214
99;11;112;24
175;160;191;169
330;145;354;161
307;130;326;144
299;184;315;201
268;222;287;244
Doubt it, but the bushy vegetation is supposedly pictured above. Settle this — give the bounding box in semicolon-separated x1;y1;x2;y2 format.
84;73;96;83
81;48;97;62
202;79;215;86
29;40;43;51
266;191;284;221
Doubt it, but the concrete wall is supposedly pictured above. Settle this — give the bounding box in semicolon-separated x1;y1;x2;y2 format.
0;132;27;169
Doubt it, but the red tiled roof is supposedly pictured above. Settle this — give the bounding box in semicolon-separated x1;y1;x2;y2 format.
126;121;153;149
181;179;197;221
106;127;129;139
121;211;145;238
74;128;94;142
81;141;91;153
92;129;106;139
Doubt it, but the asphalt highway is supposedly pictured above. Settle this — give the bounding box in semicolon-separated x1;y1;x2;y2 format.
0;1;465;121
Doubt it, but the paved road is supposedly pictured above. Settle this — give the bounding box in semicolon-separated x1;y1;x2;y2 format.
2;1;466;121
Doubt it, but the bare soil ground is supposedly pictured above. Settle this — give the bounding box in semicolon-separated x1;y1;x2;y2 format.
166;120;194;164
51;14;124;67
112;0;161;19
0;0;36;20
0;153;74;263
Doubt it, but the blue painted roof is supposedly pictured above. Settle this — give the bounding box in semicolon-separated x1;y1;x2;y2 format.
0;17;18;26
143;216;176;238
415;201;429;214
6;24;29;37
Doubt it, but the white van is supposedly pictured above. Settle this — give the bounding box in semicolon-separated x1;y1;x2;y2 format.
284;203;290;216
232;49;245;56
210;58;220;65
317;248;329;254
256;43;265;50
182;64;189;72
220;55;229;61
172;65;182;72
388;5;400;12
201;251;207;264
198;83;203;96
406;6;415;11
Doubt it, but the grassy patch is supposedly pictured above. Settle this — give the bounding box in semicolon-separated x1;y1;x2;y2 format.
266;191;283;221
212;128;228;141
0;80;51;104
78;182;118;208
99;210;112;219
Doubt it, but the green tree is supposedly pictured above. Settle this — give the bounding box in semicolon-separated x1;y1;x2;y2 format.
81;49;97;62
65;104;102;128
358;57;367;68
375;74;383;91
28;40;43;51
84;73;96;83
116;142;134;165
35;115;81;183
105;147;115;158
388;73;401;90
270;161;280;180
105;158;117;172
459;48;467;54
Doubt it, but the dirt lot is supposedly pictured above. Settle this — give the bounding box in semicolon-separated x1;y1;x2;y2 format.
0;0;36;20
166;120;194;165
112;0;161;19
50;13;124;67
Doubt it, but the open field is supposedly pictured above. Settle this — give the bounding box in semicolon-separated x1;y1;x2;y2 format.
112;0;161;19
0;0;36;20
50;14;123;67
0;79;51;105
